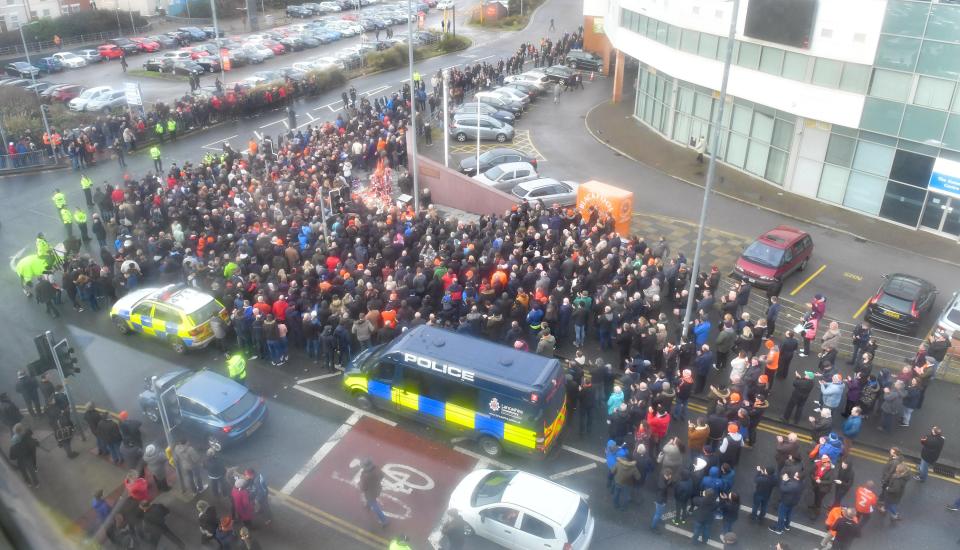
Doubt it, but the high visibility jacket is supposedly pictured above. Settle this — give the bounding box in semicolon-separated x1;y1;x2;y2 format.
60;208;73;224
52;191;66;209
74;209;87;224
166;119;176;132
154;123;164;135
149;146;161;160
226;355;247;380
388;540;412;550
36;237;51;257
80;175;92;189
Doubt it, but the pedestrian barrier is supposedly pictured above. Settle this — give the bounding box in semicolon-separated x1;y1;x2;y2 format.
0;150;58;171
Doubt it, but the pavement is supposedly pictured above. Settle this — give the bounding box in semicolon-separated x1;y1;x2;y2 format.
585;96;960;268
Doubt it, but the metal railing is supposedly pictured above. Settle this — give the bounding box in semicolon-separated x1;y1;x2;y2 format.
0;150;56;171
0;26;151;58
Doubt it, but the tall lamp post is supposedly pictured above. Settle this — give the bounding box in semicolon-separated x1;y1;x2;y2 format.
680;0;739;340
406;0;420;211
210;0;226;82
18;20;55;159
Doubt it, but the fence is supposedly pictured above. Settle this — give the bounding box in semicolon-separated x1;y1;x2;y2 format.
0;26;152;59
0;150;57;171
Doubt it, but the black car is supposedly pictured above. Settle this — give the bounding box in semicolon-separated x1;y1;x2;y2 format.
5;62;39;78
565;50;602;71
202;26;225;38
147;34;178;49
178;27;208;41
865;273;938;334
108;38;141;55
172;60;205;76
541;64;577;83
287;5;312;17
194;56;221;72
458;147;538;176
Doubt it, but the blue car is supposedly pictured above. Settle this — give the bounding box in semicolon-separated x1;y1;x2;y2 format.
138;369;268;449
36;57;64;74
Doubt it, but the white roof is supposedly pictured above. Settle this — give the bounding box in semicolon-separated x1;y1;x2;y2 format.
500;471;580;526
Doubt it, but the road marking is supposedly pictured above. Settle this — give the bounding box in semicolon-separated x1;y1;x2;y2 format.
306;111;316;121
291;385;397;427
297;372;342;384
843;272;863;281
663;522;724;548
253;131;262;141
201;134;238;150
452;445;510;469
259;119;284;129
789;264;826;296
314;100;341;111
548;463;596;480
361;84;390;96
272;489;388;547
561;444;605;463
281;411;361;495
748;506;827;537
25;209;59;222
853;297;871;319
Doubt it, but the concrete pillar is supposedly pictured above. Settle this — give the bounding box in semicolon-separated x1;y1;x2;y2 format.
612;50;625;103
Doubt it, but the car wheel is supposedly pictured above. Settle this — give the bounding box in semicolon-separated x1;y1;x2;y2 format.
798;258;808;272
169;338;187;354
144;407;160;423
477;435;502;458
496;133;507;143
463;524;474;537
115;317;131;335
455;132;467;142
354;392;373;410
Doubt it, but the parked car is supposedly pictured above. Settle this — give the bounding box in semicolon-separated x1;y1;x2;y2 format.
85;89;127;112
564;49;602;71
511;178;579;206
318;1;342;11
242;45;274;63
5;62;39;78
732;226;813;288
447;470;594;550
138;369;268;449
24;81;53;94
97;44;125;60
473;161;538;190
0;78;29;87
202;26;225;38
540;64;577;82
475;91;524;114
36;57;64;74
450;114;515;143
194;56;221;73
108;38;141;55
40;83;70;100
936;290;960;337
76;49;105;63
146;34;179;49
458;147;537;176
161;50;194;62
866;274;938;334
178;26;209;41
49;84;85;103
287;5;313;17
453;102;515;125
131;37;161;52
436;0;453;9
68;86;114;111
52;52;87;68
504;71;550;90
503;81;540;99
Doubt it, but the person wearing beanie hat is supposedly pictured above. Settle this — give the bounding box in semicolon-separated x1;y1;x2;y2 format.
197;499;219;545
719;422;744;467
216;515;236;548
143;443;170;492
231;476;255;527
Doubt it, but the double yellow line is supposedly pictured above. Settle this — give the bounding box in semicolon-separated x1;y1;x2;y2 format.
271;488;389;548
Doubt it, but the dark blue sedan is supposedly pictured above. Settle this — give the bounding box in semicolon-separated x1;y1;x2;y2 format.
139;369;267;449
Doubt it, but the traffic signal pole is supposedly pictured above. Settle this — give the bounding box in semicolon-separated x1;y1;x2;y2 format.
45;331;85;442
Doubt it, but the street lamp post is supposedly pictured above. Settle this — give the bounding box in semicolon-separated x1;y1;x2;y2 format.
442;69;449;167
406;0;420;211
680;0;739;340
18;22;55;160
210;0;226;82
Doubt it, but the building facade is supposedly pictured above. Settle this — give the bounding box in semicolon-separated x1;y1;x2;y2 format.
590;0;960;239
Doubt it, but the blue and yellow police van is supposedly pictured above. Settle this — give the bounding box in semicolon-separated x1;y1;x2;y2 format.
343;325;567;458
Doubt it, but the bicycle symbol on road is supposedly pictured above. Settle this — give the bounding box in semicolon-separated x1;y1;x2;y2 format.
332;458;436;520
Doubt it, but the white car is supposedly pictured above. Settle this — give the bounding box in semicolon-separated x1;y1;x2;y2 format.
936;290;960;336
161;50;193;61
68;86;114;111
436;0;454;8
511;178;580;206
52;52;88;69
319;2;342;11
504;72;550;91
472;161;538;190
448;470;594;550
491;86;530;106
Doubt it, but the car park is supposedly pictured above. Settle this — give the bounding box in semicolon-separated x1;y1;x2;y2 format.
472;161;538;190
0;78;29;87
302;2;327;14
5;62;39;78
564;49;602;71
138;369;268;449
202;26;225;38
474;92;523;115
540;64;576;83
450;114;515;143
52;52;88;68
936;291;960;337
287;5;313;17
458;147;537;176
865;274;938;334
108;38;141;55
161;50;193;62
77;49;105;63
178;27;209;41
49;84;85;102
447;469;594;550
319;1;342;11
733;226;813;288
131;37;161;52
242;45;274;63
24;81;53;94
69;86;114;111
147;34;179;49
454;102;515;124
194;56;221;72
436;0;453;8
503;81;540;99
504;71;550;90
511;178;579;206
85;89;127;112
36;57;63;74
98;44;125;60
39;83;70;100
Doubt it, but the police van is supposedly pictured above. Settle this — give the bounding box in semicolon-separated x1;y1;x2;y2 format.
343;325;567;458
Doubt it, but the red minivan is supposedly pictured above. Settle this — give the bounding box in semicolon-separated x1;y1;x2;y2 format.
733;226;813;288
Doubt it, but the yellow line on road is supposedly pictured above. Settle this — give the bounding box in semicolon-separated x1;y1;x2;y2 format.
271;489;389;547
853;297;871;319
789;264;826;296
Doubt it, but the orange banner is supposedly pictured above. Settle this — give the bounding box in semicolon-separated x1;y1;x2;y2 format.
576;180;633;235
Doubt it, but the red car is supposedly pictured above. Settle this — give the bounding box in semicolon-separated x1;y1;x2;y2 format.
187;46;212;60
131;37;161;52
51;84;85;102
260;40;286;55
733;225;813;288
98;44;124;59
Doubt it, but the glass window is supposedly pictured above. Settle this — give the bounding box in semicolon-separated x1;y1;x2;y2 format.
890;149;935;186
843;173;886;215
882;0;930;37
860;131;899;146
520;514;555;539
781;52;808;81
869;69;913;102
943;114;960;151
860;97;905;135
914;76;955;110
880;180;926;226
667;24;681;48
681;28;699;53
875;36;921;72
656;21;669;43
833;125;859;138
839;64;871;94
717;37;732;61
694;93;712;120
818;165;849;203
678;87;694;114
853;141;895;176
766;148;788;184
898;139;939;157
646;17;657;38
825;134;856;166
759;47;784;75
751;112;774;142
732;104;752;134
772;119;794;150
917;41;960;80
746;140;769;176
737;42;761;70
812;58;843;88
698;33;718;59
926;5;960;44
900;105;947;144
726;133;748;168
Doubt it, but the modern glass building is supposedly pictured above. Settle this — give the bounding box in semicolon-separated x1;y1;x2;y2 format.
591;0;960;238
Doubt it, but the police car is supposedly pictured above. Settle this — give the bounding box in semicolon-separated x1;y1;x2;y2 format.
110;285;227;353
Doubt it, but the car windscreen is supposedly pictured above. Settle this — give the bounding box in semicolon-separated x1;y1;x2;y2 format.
484;165;504;181
741;240;785;268
188;299;223;325
948;306;960;325
219;391;259;422
564;498;589;542
877;292;913;313
471;471;517;507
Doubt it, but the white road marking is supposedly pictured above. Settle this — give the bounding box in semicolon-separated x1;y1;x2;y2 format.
561;444;605;463
291;385;397;426
747;506;827;537
25;209;59;222
306;112;316;122
361;84;390;96
259;119;284;129
314;101;341;111
281;410;361;495
296;372;342;384
451;445;510;469
253;131;262;141
201;134;238;150
548;463;596;480
663;522;724;548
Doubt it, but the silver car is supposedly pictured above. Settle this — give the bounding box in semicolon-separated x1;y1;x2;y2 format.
472;161;538;190
936;290;960;338
511;178;580;206
450;114;514;143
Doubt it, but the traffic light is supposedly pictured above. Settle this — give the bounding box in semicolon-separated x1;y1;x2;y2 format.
31;334;55;376
55;342;80;377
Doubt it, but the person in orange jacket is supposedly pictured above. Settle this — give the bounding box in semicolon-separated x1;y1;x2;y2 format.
853;480;878;527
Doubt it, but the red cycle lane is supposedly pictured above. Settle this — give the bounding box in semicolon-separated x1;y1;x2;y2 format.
291;416;477;545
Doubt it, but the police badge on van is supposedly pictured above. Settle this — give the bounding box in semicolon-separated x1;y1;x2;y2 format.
488;397;524;421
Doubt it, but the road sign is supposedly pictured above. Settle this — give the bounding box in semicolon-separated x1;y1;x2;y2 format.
124;82;143;106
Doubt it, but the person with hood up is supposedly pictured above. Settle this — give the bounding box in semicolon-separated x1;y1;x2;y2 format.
605;440;627;491
143;444;170;492
606;384;624;416
809;432;844;464
611;452;641;510
231;477;255;528
718;423;743;467
702;466;724;494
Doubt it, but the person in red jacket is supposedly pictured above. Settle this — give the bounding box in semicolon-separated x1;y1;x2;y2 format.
853;480;878;527
647;405;670;454
272;295;288;322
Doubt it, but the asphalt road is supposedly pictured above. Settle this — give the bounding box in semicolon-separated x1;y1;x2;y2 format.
2;0;959;547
